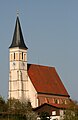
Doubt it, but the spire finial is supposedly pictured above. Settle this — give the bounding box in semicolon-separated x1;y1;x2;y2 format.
17;10;19;17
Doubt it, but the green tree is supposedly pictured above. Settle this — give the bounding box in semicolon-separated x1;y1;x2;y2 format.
7;98;38;120
40;112;50;120
63;100;78;120
0;95;7;112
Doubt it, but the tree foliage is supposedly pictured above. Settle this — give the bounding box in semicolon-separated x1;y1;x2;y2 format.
0;96;38;120
63;100;78;120
7;98;38;120
39;112;50;120
0;95;7;112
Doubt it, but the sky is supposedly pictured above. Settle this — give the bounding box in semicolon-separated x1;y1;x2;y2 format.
0;0;78;101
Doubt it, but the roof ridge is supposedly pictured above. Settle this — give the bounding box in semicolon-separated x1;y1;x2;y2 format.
27;63;55;68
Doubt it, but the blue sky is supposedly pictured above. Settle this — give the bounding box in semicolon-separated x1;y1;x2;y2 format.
0;0;78;100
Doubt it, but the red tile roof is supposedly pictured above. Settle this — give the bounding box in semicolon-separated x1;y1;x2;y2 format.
27;64;69;97
33;103;69;110
50;103;69;109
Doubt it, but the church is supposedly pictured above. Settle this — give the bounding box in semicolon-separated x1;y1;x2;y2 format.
8;16;70;119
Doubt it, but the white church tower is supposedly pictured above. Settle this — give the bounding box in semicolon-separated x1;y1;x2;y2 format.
9;16;28;100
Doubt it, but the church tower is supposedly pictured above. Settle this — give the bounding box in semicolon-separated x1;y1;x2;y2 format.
9;16;28;100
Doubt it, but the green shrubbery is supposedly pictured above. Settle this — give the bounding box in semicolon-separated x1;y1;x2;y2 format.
0;96;37;120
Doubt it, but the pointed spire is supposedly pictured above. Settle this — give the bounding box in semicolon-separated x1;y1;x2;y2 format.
9;16;28;49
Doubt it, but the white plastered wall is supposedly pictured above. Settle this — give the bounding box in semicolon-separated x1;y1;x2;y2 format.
27;75;38;108
9;47;28;100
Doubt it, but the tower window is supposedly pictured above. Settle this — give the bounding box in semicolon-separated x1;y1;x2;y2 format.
55;99;59;104
10;54;13;61
22;52;23;59
24;54;26;61
20;53;22;60
14;53;15;60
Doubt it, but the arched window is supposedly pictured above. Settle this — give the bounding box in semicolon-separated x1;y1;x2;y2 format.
55;99;58;104
22;52;23;59
14;53;15;60
24;54;26;61
55;99;59;104
20;53;22;60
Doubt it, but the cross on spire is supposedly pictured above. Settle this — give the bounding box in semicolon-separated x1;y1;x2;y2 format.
17;10;19;17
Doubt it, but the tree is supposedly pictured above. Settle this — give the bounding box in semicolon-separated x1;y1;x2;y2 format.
39;112;50;120
7;98;38;120
63;100;78;120
0;95;7;112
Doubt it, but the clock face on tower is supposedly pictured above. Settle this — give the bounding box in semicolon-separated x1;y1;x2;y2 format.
12;61;16;67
